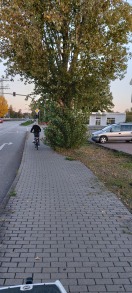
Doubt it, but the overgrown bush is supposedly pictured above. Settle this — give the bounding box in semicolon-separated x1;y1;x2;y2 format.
44;106;88;149
126;112;132;122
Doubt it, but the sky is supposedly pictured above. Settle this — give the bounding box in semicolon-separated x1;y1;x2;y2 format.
110;53;132;112
0;67;34;113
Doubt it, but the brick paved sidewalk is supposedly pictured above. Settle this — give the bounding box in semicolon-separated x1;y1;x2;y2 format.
0;132;132;293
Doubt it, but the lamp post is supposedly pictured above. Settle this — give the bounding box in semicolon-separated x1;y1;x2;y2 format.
35;108;40;124
130;79;132;103
0;78;9;95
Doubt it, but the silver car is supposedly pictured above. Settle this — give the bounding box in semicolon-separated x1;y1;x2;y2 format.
91;123;132;143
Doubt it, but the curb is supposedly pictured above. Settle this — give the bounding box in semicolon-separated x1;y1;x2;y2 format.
0;131;29;211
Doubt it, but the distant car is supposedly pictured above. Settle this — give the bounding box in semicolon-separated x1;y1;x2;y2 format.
91;122;132;143
0;118;3;123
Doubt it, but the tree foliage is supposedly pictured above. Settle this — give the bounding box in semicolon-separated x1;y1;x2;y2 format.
0;95;8;117
0;1;131;110
8;105;24;118
126;110;132;122
0;0;132;147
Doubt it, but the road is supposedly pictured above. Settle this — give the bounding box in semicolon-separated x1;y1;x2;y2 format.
98;141;132;155
0;121;29;207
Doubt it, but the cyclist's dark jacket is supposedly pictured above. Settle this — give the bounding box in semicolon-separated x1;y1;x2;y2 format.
31;125;41;135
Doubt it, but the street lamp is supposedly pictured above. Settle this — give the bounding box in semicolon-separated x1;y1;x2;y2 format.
130;79;132;104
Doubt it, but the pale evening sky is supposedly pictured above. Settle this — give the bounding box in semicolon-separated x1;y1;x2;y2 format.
0;65;34;112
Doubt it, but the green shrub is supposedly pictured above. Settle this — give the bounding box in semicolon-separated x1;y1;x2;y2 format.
44;107;88;149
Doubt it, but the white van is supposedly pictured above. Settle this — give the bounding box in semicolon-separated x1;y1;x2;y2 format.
91;122;132;143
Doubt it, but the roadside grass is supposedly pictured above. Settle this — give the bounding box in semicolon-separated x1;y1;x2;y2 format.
9;189;17;197
20;120;34;126
65;156;75;161
57;142;132;213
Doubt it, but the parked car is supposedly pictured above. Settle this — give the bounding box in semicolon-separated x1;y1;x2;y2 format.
0;118;3;123
91;122;132;143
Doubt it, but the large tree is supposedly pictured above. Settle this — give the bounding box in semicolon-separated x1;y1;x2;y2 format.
0;0;132;147
0;96;8;117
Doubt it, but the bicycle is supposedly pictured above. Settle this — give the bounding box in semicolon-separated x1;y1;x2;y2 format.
34;136;39;150
30;124;41;150
0;278;67;293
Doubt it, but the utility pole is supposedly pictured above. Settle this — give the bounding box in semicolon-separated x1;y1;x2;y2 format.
0;78;9;95
130;79;132;108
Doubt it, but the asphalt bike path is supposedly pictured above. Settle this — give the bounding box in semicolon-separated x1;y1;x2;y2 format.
0;131;132;293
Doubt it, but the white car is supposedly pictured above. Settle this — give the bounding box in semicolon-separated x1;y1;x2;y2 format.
92;123;132;143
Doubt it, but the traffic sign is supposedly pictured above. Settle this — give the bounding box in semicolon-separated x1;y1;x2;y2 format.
35;108;40;114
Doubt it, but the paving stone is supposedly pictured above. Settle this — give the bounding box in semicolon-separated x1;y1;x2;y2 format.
0;133;132;293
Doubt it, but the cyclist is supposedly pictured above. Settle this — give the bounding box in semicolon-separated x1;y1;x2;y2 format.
30;121;41;145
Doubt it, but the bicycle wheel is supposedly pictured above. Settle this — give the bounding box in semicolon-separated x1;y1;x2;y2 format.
36;142;38;150
35;139;39;150
34;138;39;150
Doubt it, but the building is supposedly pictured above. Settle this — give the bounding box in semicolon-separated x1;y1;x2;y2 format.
89;112;126;126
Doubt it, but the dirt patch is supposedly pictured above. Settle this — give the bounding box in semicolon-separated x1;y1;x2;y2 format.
57;142;132;213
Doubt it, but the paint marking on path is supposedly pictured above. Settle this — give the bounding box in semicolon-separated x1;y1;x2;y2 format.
0;142;13;151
